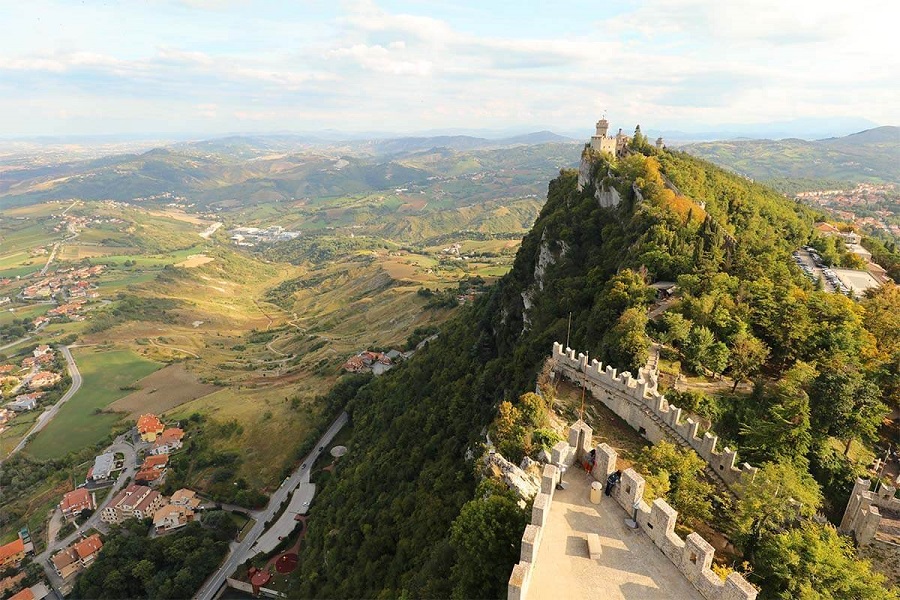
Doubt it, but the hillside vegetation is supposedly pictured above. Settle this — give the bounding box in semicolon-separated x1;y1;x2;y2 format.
681;126;900;189
293;141;898;598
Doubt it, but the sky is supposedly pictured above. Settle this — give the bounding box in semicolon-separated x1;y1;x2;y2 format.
1;0;898;137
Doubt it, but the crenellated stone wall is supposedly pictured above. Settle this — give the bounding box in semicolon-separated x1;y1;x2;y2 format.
508;463;559;600
551;342;758;489
840;477;900;545
508;420;757;600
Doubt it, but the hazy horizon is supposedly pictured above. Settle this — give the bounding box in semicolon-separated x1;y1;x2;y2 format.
2;0;898;137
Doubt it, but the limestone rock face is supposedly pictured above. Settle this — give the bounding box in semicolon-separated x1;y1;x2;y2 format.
596;185;622;208
484;450;540;501
576;153;621;208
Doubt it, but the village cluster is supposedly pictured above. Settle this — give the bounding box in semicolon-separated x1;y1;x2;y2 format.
796;183;900;239
20;265;104;305
0;412;202;598
0;345;64;434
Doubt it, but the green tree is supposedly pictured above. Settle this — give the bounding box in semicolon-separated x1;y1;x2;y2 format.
728;330;769;391
810;360;887;455
733;461;823;558
707;341;730;376
449;483;529;600
661;312;692;347
740;362;814;464
684;325;714;374
517;392;548;428
605;307;651;372
636;441;715;524
754;520;899;600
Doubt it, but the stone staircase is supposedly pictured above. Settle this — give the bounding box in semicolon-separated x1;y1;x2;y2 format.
635;396;734;499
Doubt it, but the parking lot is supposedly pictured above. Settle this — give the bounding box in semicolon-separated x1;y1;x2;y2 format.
792;247;849;294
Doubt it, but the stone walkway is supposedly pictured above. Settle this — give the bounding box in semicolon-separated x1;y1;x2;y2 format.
528;468;703;600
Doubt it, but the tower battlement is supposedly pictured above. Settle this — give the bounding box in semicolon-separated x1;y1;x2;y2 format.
551;342;757;489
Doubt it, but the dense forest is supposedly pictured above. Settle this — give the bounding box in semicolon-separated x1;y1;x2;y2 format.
293;141;899;598
72;520;231;599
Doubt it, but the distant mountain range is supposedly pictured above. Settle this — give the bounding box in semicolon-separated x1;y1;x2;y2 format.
0;133;581;209
679;126;899;185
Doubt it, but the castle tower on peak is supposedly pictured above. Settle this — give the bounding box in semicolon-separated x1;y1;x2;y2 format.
590;117;627;158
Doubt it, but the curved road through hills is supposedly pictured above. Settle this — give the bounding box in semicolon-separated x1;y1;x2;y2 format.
194;411;349;600
3;345;82;460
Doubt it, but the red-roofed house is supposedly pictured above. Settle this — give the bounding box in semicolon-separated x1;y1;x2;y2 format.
153;504;195;533
28;372;61;389
0;538;25;569
142;454;169;470
59;488;95;521
51;535;103;579
101;484;164;524
137;414;165;442
150;428;184;455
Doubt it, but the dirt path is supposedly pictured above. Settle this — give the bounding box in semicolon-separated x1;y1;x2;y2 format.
149;338;200;358
46;507;63;547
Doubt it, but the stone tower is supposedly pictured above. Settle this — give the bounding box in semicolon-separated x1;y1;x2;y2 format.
590;117;620;157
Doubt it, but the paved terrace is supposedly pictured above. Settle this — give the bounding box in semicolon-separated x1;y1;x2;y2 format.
528;467;702;600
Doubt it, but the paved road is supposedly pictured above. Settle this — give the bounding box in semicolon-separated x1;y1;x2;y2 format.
3;345;82;460
194;411;349;600
34;435;138;594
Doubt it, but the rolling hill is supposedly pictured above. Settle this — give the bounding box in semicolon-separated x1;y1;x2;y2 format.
680;126;900;186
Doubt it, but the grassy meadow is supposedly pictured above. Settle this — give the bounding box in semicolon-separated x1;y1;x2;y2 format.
25;348;162;459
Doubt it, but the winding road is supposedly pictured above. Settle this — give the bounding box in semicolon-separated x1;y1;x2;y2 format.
34;435;138;595
3;345;82;460
194;411;349;600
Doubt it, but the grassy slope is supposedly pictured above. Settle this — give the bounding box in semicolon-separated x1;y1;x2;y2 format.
25;348;162;459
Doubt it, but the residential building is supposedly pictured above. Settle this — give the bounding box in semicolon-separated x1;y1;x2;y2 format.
50;547;81;580
0;538;25;569
51;535;103;580
170;488;202;509
6;397;37;412
137;414;165;442
150;428;184;454
28;372;61;389
88;452;115;481
100;485;164;524
153;504;195;533
142;453;169;470
73;535;102;568
59;488;95;521
135;468;164;484
32;345;51;357
8;583;50;600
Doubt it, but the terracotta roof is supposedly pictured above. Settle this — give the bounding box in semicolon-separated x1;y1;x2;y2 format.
137;414;164;434
170;489;198;506
51;548;78;571
60;488;91;512
156;428;184;444
142;454;169;470
135;469;163;483
134;490;161;512
8;587;34;600
73;535;102;559
0;538;24;562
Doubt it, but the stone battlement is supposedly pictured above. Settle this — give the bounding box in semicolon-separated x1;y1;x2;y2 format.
508;420;757;600
840;477;900;545
551;342;758;489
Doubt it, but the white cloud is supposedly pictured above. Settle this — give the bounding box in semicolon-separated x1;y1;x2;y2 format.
0;0;896;135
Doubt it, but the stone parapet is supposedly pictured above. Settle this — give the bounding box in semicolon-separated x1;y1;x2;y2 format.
509;415;758;600
552;342;758;489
